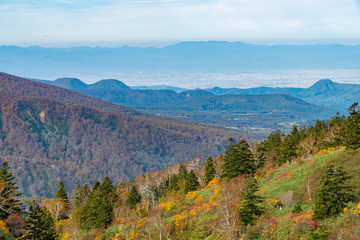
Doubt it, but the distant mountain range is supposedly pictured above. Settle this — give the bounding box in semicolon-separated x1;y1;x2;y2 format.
28;76;337;132
207;79;360;112
0;72;250;197
1;41;360;78
31;75;360;112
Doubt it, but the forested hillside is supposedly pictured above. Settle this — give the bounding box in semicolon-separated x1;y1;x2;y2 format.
0;73;253;197
2;103;360;239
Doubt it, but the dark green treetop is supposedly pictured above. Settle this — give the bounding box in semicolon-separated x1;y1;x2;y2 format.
184;170;200;194
0;161;22;220
313;164;355;220
24;201;57;240
204;156;216;185
126;185;142;209
239;176;264;226
221;139;255;179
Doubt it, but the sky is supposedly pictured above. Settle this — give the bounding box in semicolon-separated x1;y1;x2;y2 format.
1;0;360;47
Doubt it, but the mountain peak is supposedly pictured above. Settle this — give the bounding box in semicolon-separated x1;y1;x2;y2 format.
53;77;87;90
88;79;130;90
309;79;335;90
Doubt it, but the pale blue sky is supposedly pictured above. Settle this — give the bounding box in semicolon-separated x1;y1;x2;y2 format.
1;0;360;47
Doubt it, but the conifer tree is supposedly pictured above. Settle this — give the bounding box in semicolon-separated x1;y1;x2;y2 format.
55;181;69;207
80;177;116;229
97;176;115;227
178;162;188;181
221;139;255;179
24;201;57;240
184;170;200;194
0;161;22;220
168;174;179;191
239;176;264;225
340;102;360;149
80;184;91;204
313;165;355;219
73;184;82;207
126;185;142;209
204;156;216;185
277;125;301;165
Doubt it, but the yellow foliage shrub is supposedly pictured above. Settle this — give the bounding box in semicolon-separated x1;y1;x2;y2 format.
213;187;221;196
317;146;345;156
354;202;360;215
206;178;219;188
0;220;9;233
126;231;136;240
160;201;176;211
195;195;204;203
266;198;279;204
186;191;198;200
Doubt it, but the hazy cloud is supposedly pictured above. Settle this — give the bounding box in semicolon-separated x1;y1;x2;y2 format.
0;0;359;46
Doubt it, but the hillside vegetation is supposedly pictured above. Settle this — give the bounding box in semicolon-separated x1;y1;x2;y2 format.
0;73;253;197
2;103;360;239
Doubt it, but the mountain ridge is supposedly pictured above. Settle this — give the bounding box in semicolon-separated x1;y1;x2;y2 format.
2;41;360;78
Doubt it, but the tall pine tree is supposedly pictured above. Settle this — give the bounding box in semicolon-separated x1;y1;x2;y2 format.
80;177;116;229
73;184;82;207
313;165;355;219
340;102;360;149
178;162;188;181
204;156;216;185
55;181;69;207
184;170;200;194
221;139;255;179
24;201;57;240
239;176;264;225
168;174;180;191
126;185;142;209
0;161;22;220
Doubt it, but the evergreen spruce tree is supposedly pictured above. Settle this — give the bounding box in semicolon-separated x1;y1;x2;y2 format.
277;125;301;165
204;156;216;185
313;165;355;219
73;184;82;207
24;201;57;240
80;184;91;204
168;174;179;191
0;161;22;219
98;176;116;226
55;181;69;207
80;177;116;229
221;139;255;179
178;162;188;181
184;170;200;194
126;185;142;209
92;181;100;191
239;176;264;225
340;102;360;149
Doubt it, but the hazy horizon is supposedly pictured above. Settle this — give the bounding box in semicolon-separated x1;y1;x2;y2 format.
1;0;360;46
